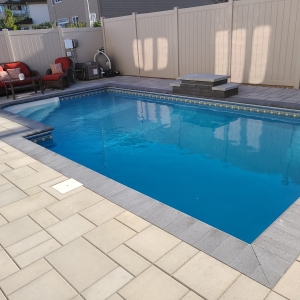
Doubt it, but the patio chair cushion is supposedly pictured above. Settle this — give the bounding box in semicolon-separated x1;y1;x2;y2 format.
0;66;3;72
42;73;65;81
50;63;63;74
4;62;31;78
0;71;12;81
6;68;21;79
55;57;71;72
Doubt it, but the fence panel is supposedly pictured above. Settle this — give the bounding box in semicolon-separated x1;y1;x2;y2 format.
104;15;139;76
62;27;104;63
136;10;176;78
8;29;63;76
178;3;230;77
231;0;300;86
0;32;10;63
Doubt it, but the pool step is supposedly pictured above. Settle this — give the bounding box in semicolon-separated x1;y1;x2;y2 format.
171;74;240;99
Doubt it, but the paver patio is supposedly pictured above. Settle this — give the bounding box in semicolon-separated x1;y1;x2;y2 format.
0;77;300;299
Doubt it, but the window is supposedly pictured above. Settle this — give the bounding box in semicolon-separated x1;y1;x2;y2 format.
72;16;78;24
90;12;96;25
58;18;69;28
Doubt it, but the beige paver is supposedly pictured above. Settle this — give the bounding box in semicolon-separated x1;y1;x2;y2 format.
80;200;125;226
218;274;270;300
0;164;12;174
0;248;19;281
155;242;199;275
108;244;151;276
264;292;287;300
46;214;95;245
82;267;133;300
0;152;26;165
0;182;15;193
0;216;41;247
39;176;85;200
28;161;49;171
6;157;37;169
0;290;5;300
274;261;300;299
1;145;18;153
8;269;77;300
2;166;36;182
0;215;7;227
173;252;240;300
0;149;5;155
0;259;52;296
6;231;52;257
47;189;104;220
0;187;28;208
72;296;84;300
115;211;150;232
14;239;61;268
119;265;188;300
13;168;62;190
46;237;117;292
30;208;60;228
0;191;58;222
181;291;205;300
24;185;43;196
0;175;9;186
125;225;181;262
85;219;136;253
106;294;123;300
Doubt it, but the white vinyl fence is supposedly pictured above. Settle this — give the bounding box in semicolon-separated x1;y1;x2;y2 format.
0;27;104;76
102;0;300;88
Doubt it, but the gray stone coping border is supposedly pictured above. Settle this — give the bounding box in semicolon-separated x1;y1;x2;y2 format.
1;84;300;289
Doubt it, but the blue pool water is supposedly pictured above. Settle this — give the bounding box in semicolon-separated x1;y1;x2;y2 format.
6;91;300;243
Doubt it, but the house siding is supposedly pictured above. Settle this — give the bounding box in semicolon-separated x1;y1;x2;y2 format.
47;0;99;25
99;0;217;18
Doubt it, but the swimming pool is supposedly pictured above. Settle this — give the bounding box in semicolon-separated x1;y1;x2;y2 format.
5;89;300;243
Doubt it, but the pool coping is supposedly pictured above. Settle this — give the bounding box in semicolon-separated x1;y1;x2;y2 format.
1;83;300;289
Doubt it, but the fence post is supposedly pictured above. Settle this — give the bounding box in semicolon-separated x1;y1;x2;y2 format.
57;26;66;57
132;12;140;77
294;36;300;89
174;7;179;79
101;17;107;52
3;29;15;61
227;0;234;83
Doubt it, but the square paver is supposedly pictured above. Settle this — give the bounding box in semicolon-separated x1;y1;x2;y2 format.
5;157;37;169
39;176;85;200
0;191;58;222
84;219;136;253
0;259;52;296
0;187;27;208
173;252;240;300
47;189;104;220
218;275;270;300
0;216;41;247
125;225;181;262
80;200;125;226
274;261;300;299
82;267;133;300
0;164;12;174
2;166;36;182
8;269;77;300
155;242;199;274
6;231;51;257
264;292;287;300
119;265;188;300
14;239;61;268
46;214;95;245
46;238;117;292
30;208;60;228
0;248;19;281
108;244;151;276
115;211;150;232
181;291;205;300
52;178;83;194
24;186;43;196
29;161;49;172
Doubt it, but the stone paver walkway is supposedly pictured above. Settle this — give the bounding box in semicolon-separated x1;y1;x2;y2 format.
0;120;299;300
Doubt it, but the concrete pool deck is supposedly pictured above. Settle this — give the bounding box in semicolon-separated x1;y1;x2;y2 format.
0;76;300;299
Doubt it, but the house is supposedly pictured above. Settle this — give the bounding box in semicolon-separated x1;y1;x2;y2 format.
0;0;50;30
98;0;221;18
46;0;100;28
